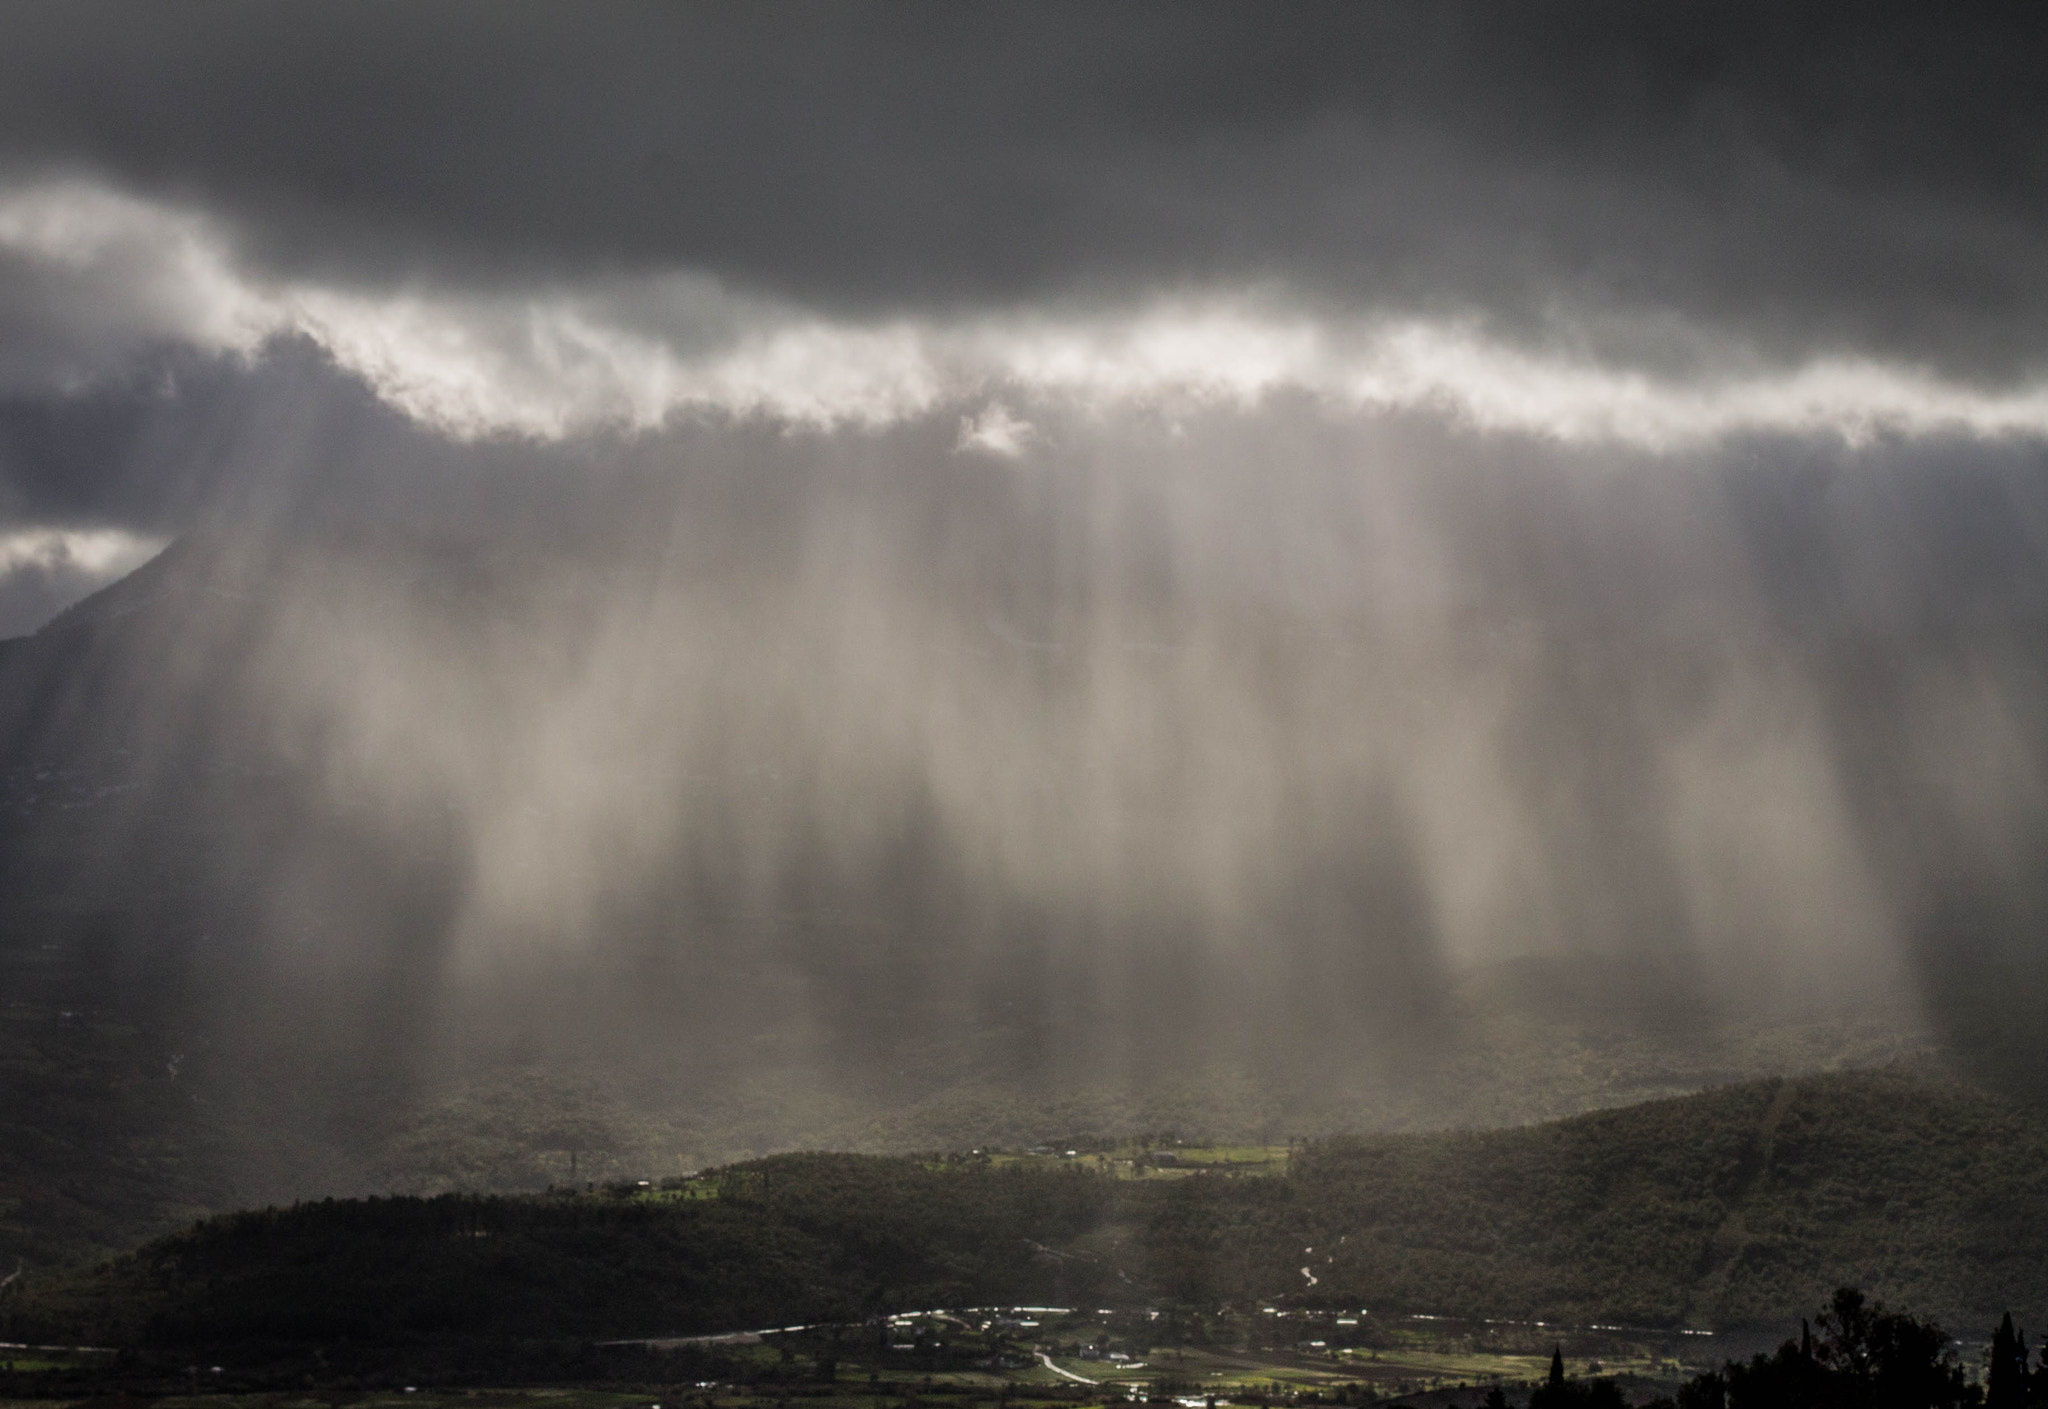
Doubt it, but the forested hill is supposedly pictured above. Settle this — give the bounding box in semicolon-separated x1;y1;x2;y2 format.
9;1066;2045;1350
1290;1063;2048;1330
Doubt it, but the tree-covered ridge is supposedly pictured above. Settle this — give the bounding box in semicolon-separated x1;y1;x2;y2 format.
8;1155;1128;1348
1285;1065;2048;1328
8;1067;2046;1351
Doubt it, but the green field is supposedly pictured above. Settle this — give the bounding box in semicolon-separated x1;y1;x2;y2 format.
0;1297;1979;1408
982;1144;1292;1181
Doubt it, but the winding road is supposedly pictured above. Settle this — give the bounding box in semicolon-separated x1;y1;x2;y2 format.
1038;1351;1098;1385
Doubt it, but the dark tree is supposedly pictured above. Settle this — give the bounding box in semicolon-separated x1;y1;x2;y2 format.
1989;1313;2023;1409
1676;1371;1726;1409
1714;1288;1976;1409
1531;1345;1625;1409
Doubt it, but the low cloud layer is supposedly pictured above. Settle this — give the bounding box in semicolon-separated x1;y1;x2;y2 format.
5;178;2048;454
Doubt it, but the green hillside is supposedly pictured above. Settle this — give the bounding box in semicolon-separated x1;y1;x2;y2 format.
1287;1065;2048;1328
7;1066;2046;1354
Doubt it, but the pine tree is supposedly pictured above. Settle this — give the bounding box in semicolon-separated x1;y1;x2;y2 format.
1527;1345;1574;1409
1991;1313;2025;1409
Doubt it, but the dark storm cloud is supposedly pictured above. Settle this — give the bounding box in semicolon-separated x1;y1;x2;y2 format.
0;2;2044;378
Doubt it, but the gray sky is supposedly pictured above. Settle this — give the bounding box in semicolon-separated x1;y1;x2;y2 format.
2;4;2044;358
4;4;2048;1132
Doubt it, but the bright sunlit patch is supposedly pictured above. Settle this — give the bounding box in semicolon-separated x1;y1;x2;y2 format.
955;402;1035;456
6;176;2048;450
288;285;944;438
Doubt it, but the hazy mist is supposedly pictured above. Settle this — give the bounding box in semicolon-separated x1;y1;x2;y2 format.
2;4;2047;1220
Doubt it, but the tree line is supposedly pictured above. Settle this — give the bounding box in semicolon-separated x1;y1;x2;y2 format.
1516;1287;2034;1409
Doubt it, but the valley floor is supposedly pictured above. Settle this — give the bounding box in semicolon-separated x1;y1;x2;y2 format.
0;1310;1759;1409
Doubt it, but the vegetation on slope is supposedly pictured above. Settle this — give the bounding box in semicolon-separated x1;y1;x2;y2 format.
1286;1064;2048;1328
7;1066;2047;1353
